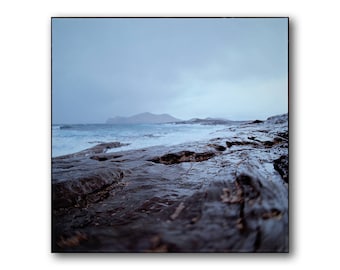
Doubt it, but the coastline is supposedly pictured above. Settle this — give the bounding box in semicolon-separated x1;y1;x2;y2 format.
52;114;288;252
52;122;225;158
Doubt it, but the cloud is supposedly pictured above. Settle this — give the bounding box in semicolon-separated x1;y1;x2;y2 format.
52;18;288;123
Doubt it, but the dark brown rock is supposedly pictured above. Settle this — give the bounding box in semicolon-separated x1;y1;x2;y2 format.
208;143;227;151
148;150;216;165
251;120;264;124
273;155;289;183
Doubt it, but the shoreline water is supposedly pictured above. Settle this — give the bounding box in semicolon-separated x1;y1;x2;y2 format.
52;122;238;158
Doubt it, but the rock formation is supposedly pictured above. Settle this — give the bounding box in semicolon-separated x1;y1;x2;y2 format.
52;113;288;252
106;112;181;124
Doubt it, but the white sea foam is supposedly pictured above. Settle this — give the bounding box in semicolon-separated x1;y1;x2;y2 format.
52;123;226;157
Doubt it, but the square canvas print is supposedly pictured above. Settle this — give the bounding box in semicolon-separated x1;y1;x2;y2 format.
52;17;289;252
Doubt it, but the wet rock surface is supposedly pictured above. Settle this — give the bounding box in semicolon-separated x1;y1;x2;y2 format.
148;150;217;164
273;155;289;183
52;114;288;252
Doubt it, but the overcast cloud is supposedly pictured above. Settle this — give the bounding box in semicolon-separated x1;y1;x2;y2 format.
52;18;288;124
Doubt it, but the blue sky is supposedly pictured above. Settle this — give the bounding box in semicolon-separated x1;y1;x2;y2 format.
52;18;288;124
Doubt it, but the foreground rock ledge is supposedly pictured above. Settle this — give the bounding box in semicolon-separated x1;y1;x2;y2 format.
52;114;288;252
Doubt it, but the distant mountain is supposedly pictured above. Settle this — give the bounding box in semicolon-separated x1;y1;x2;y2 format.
176;117;246;125
106;112;182;124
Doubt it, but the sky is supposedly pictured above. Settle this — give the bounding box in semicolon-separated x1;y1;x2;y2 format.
52;18;288;124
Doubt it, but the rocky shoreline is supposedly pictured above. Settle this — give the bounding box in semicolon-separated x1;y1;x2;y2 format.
52;114;288;252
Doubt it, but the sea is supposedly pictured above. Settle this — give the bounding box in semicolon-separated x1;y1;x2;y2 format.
52;123;227;157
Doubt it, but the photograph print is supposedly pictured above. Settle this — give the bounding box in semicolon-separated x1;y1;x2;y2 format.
52;17;289;252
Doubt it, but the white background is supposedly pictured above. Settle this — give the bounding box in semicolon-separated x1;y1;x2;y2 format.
0;0;339;269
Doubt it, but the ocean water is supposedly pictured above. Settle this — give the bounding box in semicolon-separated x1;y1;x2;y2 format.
52;123;225;157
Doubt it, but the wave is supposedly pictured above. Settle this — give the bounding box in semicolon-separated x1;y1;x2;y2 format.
60;124;74;130
142;133;163;138
88;141;106;144
52;123;223;157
